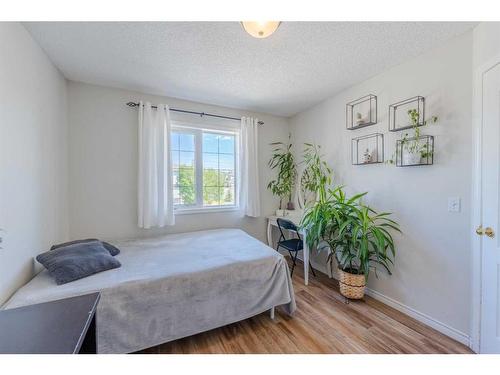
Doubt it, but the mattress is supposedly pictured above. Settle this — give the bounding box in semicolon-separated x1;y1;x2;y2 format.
2;228;296;353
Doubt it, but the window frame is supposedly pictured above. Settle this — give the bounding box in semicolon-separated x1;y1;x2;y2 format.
171;121;240;214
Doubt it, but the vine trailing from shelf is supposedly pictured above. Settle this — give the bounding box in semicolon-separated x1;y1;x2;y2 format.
387;108;438;165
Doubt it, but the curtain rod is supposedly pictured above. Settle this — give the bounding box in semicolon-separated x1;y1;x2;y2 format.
126;102;264;125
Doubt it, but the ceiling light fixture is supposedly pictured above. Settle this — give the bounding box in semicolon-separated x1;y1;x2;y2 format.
241;21;281;39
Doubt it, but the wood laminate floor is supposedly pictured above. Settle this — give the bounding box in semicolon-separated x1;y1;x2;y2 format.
139;261;473;354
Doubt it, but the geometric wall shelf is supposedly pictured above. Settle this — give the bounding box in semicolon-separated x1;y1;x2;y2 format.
346;94;377;130
395;134;434;167
351;133;384;165
389;96;425;132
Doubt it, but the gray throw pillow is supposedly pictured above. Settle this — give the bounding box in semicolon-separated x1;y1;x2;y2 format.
37;241;121;285
50;238;120;256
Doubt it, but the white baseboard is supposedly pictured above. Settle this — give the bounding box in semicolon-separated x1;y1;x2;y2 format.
292;253;471;347
364;287;471;347
298;255;471;348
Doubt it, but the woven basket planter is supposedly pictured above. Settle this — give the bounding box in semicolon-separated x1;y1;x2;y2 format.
338;269;366;299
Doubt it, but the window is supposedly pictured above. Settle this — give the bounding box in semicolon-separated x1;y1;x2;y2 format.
171;124;238;212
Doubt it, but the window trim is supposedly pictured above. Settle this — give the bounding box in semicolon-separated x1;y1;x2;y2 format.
171;121;240;213
173;206;240;215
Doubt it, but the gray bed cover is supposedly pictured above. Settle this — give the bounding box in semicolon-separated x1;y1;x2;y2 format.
2;229;296;353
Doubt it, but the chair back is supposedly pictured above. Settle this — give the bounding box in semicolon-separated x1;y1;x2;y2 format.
276;218;301;241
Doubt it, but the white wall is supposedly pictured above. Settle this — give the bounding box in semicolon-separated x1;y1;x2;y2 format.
0;23;69;304
473;22;500;71
289;31;473;339
67;81;289;242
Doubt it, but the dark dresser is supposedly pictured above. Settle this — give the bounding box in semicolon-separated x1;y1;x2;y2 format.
0;292;100;354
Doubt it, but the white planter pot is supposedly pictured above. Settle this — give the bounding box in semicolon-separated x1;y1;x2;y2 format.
276;209;286;216
403;152;421;165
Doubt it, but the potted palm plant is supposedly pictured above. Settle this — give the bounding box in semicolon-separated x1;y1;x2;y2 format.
267;137;297;214
301;186;400;299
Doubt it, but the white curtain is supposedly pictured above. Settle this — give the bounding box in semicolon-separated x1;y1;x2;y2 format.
240;117;261;217
138;101;175;228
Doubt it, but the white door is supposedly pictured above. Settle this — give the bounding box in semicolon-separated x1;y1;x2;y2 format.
480;63;500;353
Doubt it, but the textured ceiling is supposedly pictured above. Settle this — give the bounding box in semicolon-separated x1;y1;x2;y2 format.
24;22;475;117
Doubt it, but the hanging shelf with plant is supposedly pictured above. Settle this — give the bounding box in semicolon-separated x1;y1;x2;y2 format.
387;108;438;167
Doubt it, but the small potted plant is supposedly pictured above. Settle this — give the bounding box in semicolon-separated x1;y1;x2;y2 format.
400;109;437;165
301;186;400;299
267;136;297;215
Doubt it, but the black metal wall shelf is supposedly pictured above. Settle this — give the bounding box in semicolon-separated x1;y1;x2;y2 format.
346;94;377;130
351;133;384;165
389;96;425;132
395;135;434;167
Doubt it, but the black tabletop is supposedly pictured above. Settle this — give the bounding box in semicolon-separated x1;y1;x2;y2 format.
0;292;100;354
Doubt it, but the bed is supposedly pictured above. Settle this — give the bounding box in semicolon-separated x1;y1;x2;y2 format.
2;228;296;354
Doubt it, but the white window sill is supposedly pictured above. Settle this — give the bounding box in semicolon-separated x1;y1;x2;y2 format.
174;206;240;215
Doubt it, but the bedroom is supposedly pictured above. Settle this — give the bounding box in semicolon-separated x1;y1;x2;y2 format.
1;0;499;371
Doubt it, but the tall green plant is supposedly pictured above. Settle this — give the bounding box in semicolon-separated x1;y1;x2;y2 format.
267;138;297;209
301;186;400;280
300;143;333;206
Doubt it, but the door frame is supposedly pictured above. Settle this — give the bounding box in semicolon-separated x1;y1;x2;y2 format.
471;53;500;353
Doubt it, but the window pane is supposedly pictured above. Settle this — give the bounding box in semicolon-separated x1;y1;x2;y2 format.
219;169;234;187
172;130;197;208
179;133;195;151
178;167;195;183
201;132;236;207
174;185;196;206
219;153;234;170
203;133;219;153
171;132;180;150
172;168;179;186
173;186;181;205
178;185;196;205
172;151;180;169
179;151;195;168
203;153;218;169
221;186;235;205
176;167;195;206
219;135;235;154
203;187;220;206
203;168;219;188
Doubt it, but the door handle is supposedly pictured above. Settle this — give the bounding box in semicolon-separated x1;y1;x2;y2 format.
476;225;495;238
